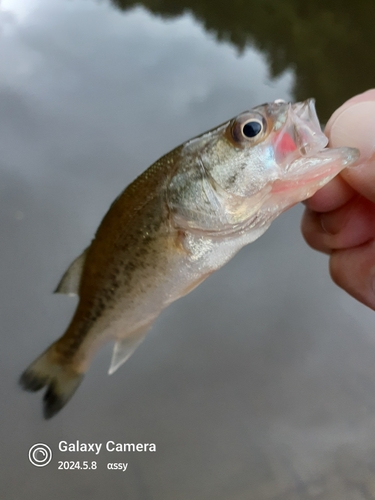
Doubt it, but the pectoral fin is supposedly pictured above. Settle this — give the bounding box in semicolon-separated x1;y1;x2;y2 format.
109;326;150;375
54;248;89;296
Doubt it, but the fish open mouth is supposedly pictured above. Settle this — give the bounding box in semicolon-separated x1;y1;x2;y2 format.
273;99;328;166
289;99;328;156
270;98;359;196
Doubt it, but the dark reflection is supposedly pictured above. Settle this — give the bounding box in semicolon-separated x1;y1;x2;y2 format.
110;0;375;121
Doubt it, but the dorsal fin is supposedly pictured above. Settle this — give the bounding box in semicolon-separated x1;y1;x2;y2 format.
54;248;89;296
108;325;151;375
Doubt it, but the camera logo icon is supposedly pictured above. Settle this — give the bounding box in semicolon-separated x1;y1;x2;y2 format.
28;443;53;467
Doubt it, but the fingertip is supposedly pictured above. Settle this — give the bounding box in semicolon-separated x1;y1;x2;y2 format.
324;91;375;202
325;89;375;137
328;101;375;162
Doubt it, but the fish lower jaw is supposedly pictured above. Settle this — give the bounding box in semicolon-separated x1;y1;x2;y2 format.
268;164;344;211
270;144;361;197
270;164;339;195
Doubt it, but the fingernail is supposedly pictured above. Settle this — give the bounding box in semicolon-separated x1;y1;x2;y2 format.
319;213;342;235
329;101;375;163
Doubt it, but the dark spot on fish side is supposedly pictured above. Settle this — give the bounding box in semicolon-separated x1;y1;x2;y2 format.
226;174;238;186
56;325;92;356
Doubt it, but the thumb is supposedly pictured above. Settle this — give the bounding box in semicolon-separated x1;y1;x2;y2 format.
325;89;375;203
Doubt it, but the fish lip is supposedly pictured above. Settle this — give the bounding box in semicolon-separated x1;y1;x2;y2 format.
272;146;359;193
271;165;337;194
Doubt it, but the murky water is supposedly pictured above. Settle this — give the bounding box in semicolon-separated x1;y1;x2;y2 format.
2;0;375;498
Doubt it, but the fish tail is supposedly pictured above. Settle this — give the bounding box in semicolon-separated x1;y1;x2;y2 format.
19;343;84;419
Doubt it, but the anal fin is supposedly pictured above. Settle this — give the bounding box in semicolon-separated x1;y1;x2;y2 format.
109;325;151;375
54;248;89;296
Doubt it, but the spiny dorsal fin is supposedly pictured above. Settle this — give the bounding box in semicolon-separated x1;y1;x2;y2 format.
54;248;89;296
109;326;151;375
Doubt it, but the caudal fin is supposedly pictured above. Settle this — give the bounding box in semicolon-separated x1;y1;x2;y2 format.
19;345;84;419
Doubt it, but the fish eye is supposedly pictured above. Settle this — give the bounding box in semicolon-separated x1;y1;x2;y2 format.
230;113;267;146
242;119;263;138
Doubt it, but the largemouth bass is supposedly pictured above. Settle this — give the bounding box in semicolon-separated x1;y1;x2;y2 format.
20;99;358;418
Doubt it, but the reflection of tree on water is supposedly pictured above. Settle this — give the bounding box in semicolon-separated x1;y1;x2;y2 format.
110;0;375;121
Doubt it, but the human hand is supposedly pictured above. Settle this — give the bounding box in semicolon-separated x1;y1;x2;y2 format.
301;89;375;310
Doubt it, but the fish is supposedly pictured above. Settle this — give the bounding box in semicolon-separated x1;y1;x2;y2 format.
20;99;358;418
